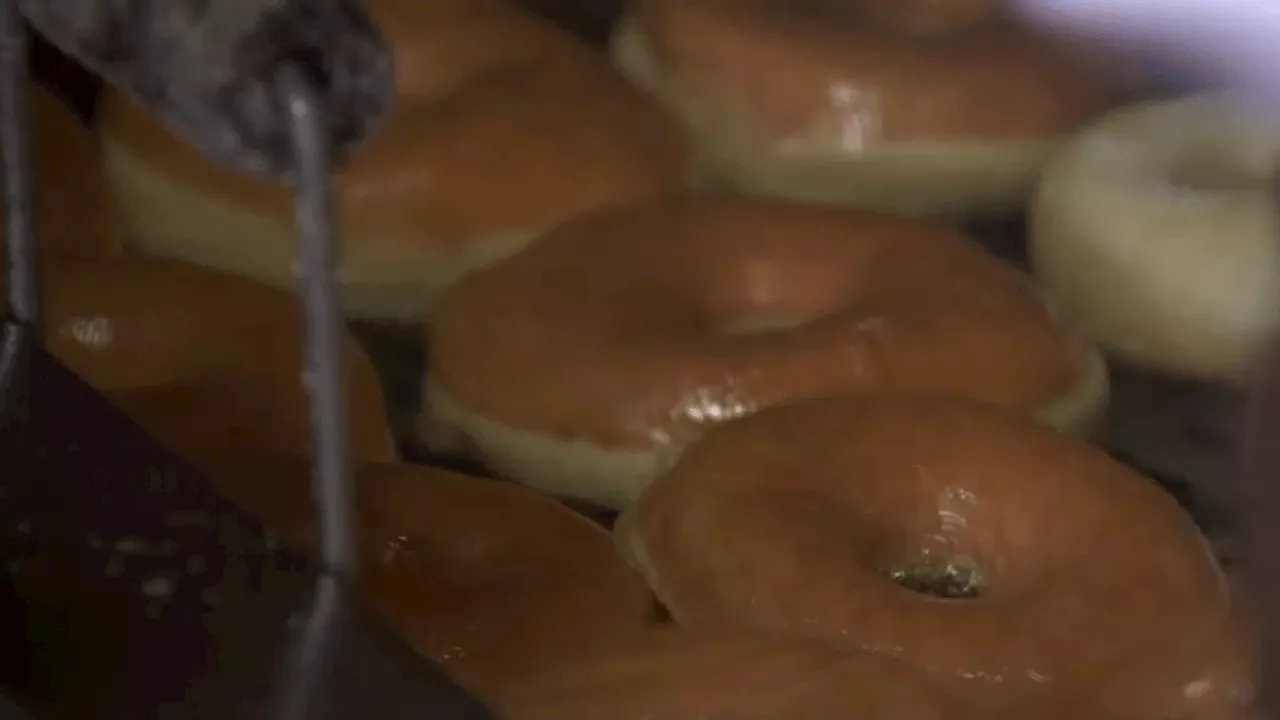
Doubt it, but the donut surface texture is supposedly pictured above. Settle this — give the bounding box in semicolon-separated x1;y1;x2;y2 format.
426;200;1108;508
1030;93;1280;382
617;395;1251;719
611;0;1114;216
97;0;692;320
201;455;655;698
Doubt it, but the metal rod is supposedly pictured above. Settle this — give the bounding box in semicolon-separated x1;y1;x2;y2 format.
0;0;33;411
0;0;32;324
278;65;358;579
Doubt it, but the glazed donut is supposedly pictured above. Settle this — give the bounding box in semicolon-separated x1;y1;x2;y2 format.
1030;93;1280;383
610;0;1114;217
491;628;971;720
21;83;120;261
96;0;691;321
616;395;1251;719
0;84;394;464
199;454;654;697
425;200;1108;509
35;256;397;466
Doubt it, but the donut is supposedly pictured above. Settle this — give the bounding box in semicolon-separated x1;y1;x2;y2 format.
33;256;397;466
425;200;1108;509
21;83;120;261
1;81;395;466
1029;93;1280;383
96;0;691;321
198;454;655;697
610;0;1114;216
615;394;1251;718
490;628;972;720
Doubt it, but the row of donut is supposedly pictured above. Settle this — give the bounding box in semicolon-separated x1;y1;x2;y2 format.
1;80;1077;720
210;397;1255;720
22;65;1253;718
96;0;1276;386
17;79;671;717
20;0;1268;716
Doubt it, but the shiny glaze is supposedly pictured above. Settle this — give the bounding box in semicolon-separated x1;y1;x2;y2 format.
618;395;1251;718
429;199;1089;449
197;453;655;698
634;0;1113;148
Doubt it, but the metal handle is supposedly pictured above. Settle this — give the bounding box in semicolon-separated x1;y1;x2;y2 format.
0;0;34;416
279;65;358;581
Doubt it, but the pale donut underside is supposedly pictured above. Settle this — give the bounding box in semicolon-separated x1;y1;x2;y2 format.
610;16;1065;218
423;344;1110;510
100;137;544;321
1030;92;1280;383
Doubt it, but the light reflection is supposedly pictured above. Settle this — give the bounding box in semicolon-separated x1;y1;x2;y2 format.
61;315;113;349
777;81;883;156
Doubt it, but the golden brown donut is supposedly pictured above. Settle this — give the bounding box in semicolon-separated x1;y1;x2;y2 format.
611;0;1115;216
491;628;976;720
20;83;120;261
616;395;1251;719
96;0;691;320
199;454;655;697
3;81;394;461
3;83;394;465
425;200;1108;509
33;256;396;465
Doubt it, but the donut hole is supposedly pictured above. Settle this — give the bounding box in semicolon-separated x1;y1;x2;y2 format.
649;597;675;624
702;264;855;338
716;314;811;335
883;552;986;599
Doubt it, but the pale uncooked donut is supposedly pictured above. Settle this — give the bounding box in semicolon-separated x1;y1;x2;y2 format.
1030;93;1280;382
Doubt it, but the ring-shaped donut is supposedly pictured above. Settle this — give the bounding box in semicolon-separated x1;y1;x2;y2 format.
616;395;1250;718
610;0;1113;216
201;454;655;698
426;200;1108;509
1030;92;1280;382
